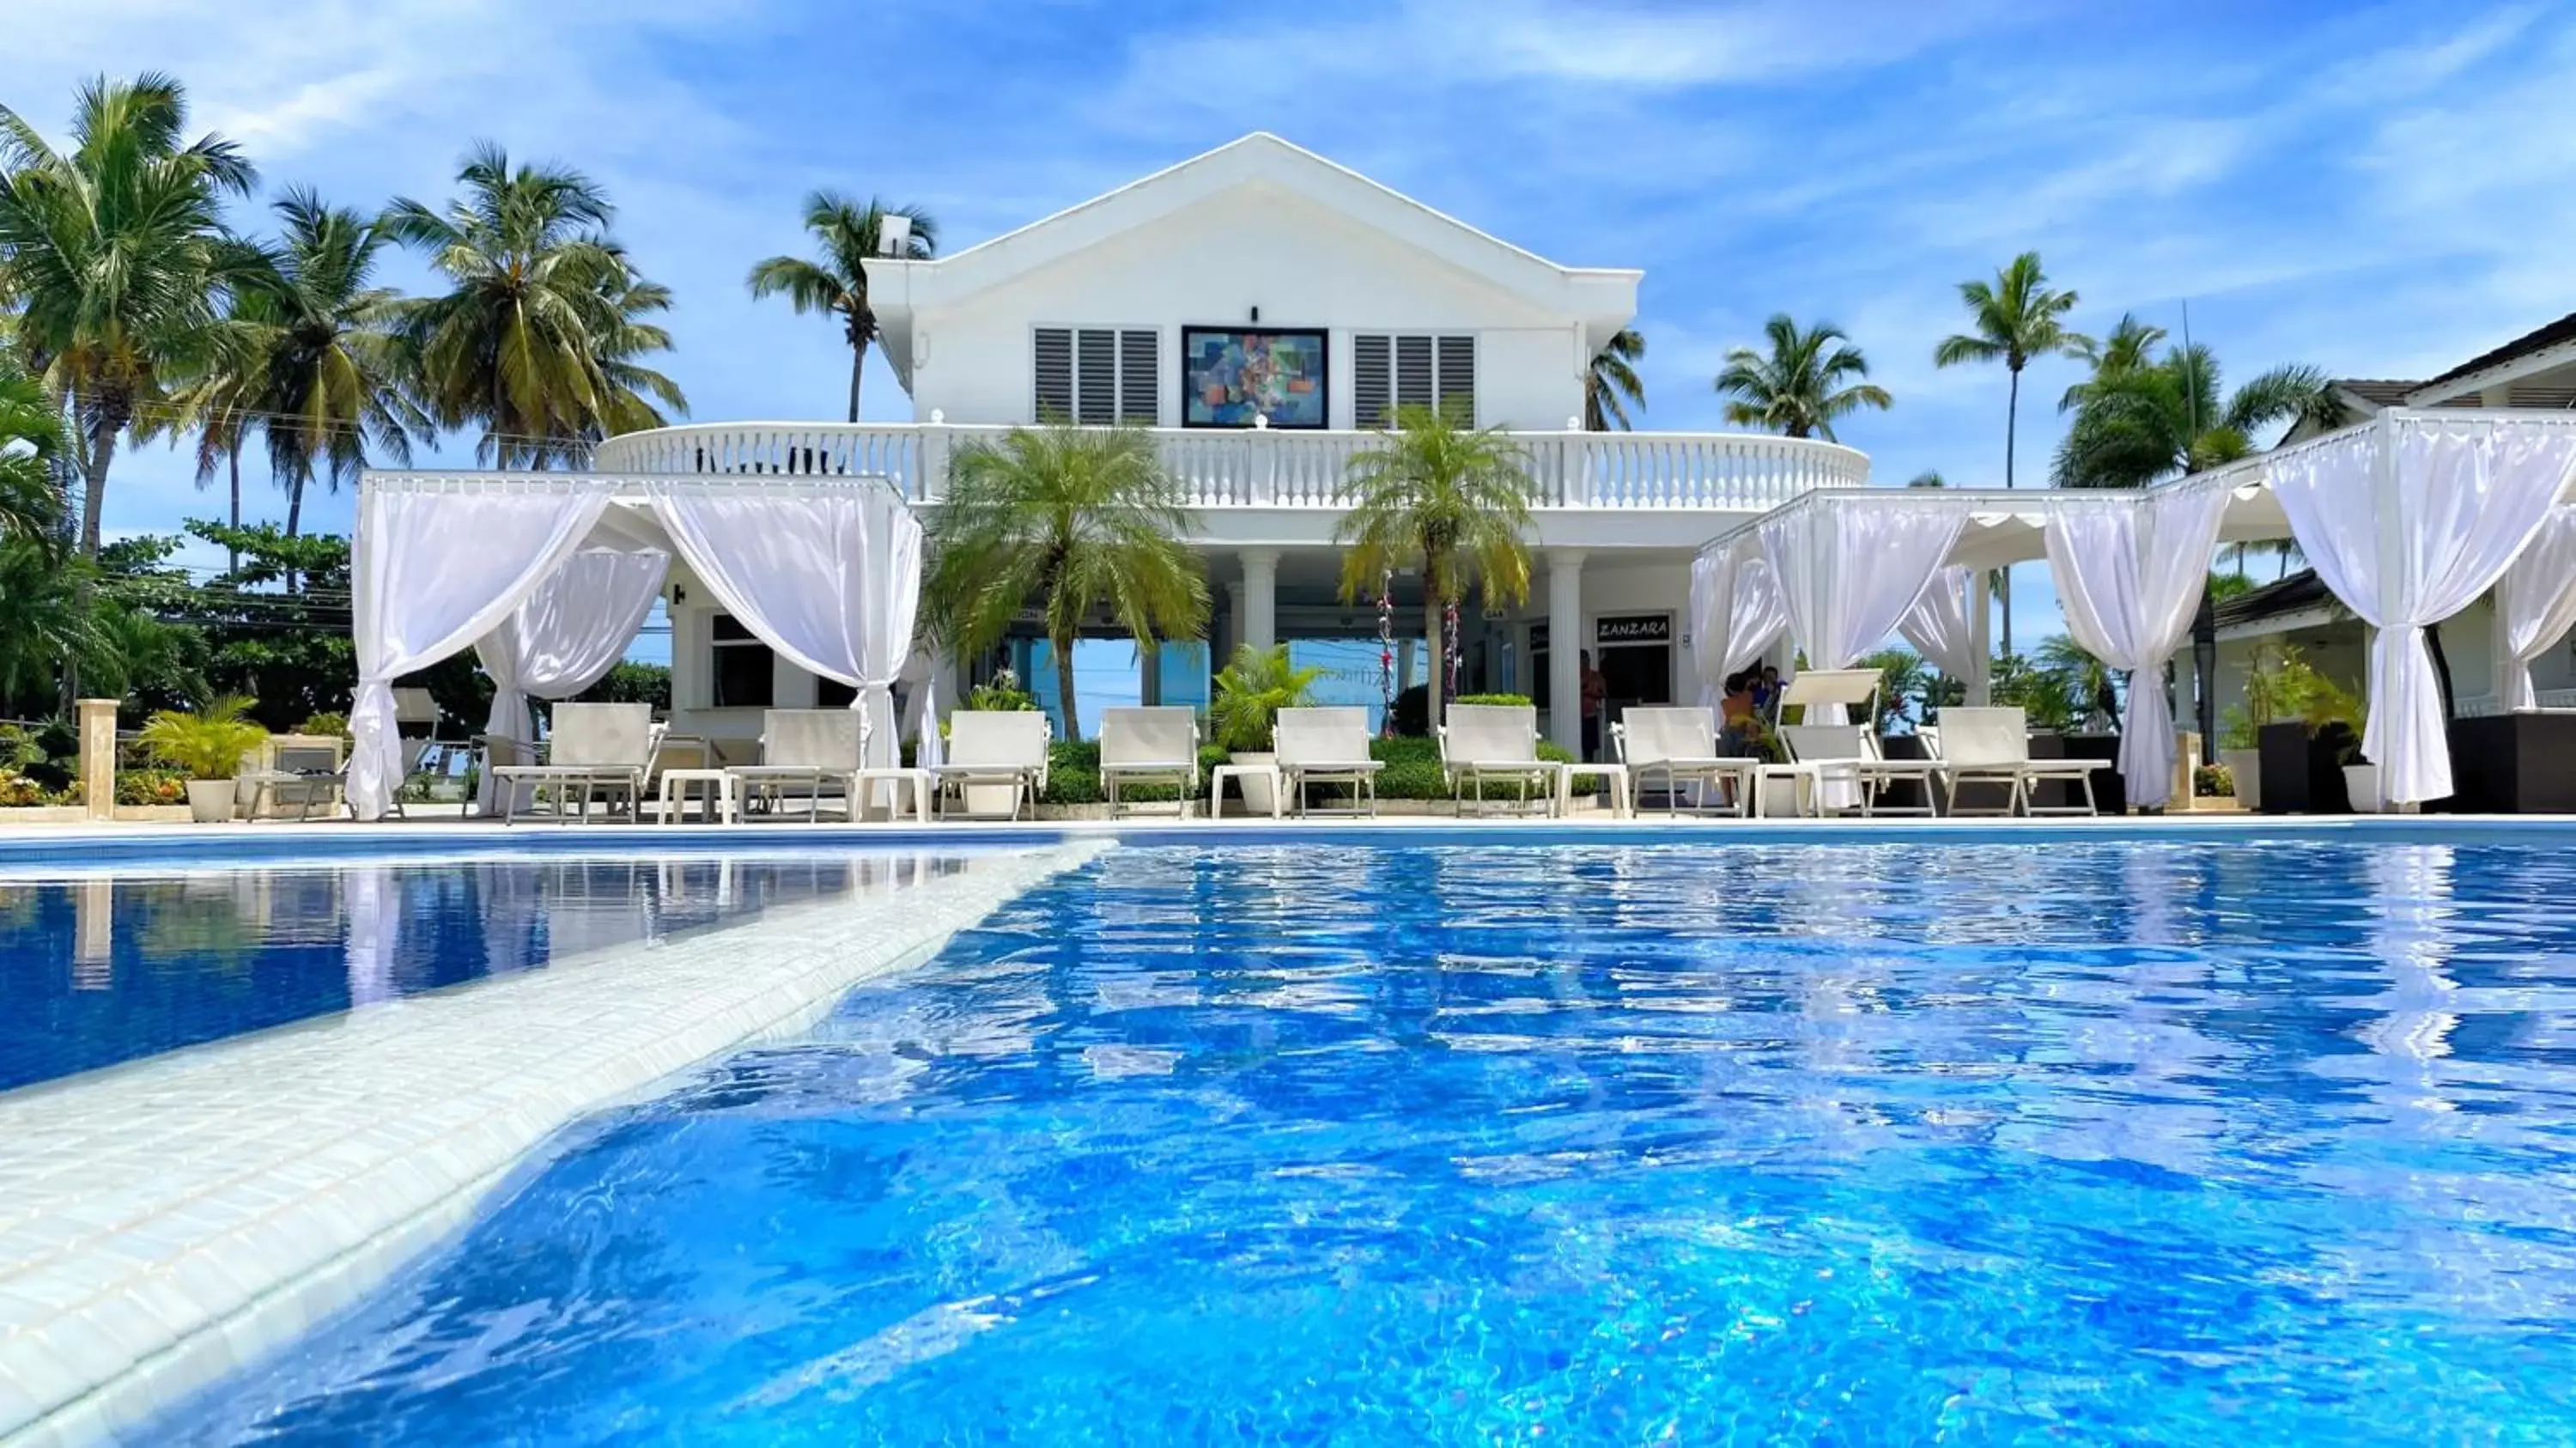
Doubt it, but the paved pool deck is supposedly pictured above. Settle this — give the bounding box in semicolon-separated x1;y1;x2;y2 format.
0;841;1107;1447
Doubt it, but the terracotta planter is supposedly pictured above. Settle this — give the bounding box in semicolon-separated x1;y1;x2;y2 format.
186;779;237;824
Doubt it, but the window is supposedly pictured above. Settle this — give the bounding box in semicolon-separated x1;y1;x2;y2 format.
709;613;774;708
1353;334;1475;427
1034;327;1159;424
815;676;857;709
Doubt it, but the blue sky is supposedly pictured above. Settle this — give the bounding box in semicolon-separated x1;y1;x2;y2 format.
9;0;2575;660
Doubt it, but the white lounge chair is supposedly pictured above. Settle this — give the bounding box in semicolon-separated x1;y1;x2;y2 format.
729;709;860;821
1438;703;1565;816
1777;722;1942;817
1612;706;1761;817
1099;706;1201;818
932;711;1051;820
491;703;661;824
1932;706;2110;817
237;739;351;821
1275;706;1383;817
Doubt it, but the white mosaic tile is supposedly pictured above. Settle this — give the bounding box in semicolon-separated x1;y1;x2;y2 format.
0;841;1104;1447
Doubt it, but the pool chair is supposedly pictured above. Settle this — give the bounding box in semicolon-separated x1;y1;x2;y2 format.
1275;706;1384;818
1437;703;1565;817
1612;706;1762;817
1931;706;2109;817
489;703;662;824
932;711;1051;821
1777;722;1942;818
236;739;353;822
1098;707;1202;818
729;709;861;822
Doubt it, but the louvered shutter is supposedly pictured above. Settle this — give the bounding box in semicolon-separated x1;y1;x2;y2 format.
1034;328;1073;421
1435;336;1475;425
1354;335;1392;428
1076;329;1116;423
1394;335;1435;416
1118;330;1158;424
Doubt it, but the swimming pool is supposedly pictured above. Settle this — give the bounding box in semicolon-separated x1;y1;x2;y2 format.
0;850;975;1091
170;837;2576;1443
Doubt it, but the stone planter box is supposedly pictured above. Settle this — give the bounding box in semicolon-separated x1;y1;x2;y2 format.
0;806;194;825
2257;721;2354;814
2440;712;2576;813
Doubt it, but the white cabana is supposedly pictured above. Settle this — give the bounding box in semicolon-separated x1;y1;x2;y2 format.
1687;410;2576;812
1686;540;1788;711
349;472;925;822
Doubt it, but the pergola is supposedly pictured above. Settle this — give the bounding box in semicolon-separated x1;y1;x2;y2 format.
347;472;924;822
1691;411;2576;808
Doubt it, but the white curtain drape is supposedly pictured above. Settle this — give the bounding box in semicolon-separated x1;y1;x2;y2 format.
1686;542;1788;709
2498;506;2576;712
2272;418;2576;804
471;546;669;814
1760;500;1968;677
349;482;611;820
2043;484;2231;809
1898;565;1981;690
903;652;947;769
649;482;922;764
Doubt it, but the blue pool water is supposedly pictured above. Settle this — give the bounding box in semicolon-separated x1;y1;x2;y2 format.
179;840;2576;1444
0;850;972;1092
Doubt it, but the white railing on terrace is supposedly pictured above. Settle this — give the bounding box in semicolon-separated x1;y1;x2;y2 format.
591;423;1868;510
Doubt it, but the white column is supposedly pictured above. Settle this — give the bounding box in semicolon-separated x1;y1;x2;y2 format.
1224;579;1246;662
1548;551;1585;755
1967;569;1994;706
1242;549;1279;653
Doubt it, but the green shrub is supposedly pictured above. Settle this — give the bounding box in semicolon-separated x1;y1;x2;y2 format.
138;696;269;781
1209;644;1323;751
1453;693;1533;709
295;711;353;742
2194;763;2235;798
116;770;191;806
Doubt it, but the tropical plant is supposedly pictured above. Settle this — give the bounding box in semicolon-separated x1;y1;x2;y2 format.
924;423;1208;737
2058;313;2166;411
232;189;428;536
962;671;1039;713
1209;643;1325;751
2052;343;2336;490
1334;405;1541;723
1988;652;2080;733
1713;314;1891;441
384;143;686;466
2035;633;2117;725
1857;646;1931;733
1583;327;1645;431
0;73;258;555
1905;470;1946;489
0;541;106;714
137;693;267;780
746;192;937;422
0;355;66;548
1934;252;2091;656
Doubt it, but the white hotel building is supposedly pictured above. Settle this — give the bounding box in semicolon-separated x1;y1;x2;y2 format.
602;134;1869;754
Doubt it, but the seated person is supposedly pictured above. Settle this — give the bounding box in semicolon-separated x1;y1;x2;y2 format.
1719;672;1761;756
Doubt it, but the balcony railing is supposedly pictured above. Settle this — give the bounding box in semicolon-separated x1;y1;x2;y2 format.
591;423;1868;510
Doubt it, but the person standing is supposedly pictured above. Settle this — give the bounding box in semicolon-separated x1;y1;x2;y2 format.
1579;649;1607;762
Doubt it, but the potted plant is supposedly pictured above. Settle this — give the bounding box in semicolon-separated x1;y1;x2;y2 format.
1209;643;1324;816
2254;653;2364;813
138;695;269;824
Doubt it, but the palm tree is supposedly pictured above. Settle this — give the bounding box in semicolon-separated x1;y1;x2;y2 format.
384;143;686;467
1584;328;1645;431
0;356;66;548
0;73;256;556
1906;470;1947;489
238;189;429;537
2059;313;2166;411
1334;405;1541;723
1934;252;2091;655
2052;344;2334;490
923;423;1207;737
1713;314;1892;441
746;192;937;423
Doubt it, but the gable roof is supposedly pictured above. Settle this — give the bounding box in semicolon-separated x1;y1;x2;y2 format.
863;133;1640;386
2409;309;2576;404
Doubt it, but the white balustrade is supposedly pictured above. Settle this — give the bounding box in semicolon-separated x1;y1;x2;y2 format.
592;424;1868;510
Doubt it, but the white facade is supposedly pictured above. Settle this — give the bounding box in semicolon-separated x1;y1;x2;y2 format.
598;134;1872;753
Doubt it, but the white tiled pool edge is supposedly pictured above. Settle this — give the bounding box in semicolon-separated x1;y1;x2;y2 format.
0;842;1108;1447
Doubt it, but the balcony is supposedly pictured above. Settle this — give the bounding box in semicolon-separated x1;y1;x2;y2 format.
591;423;1868;512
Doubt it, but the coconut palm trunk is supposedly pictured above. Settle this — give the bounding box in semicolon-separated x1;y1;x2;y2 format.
78;399;126;558
845;321;866;423
1052;625;1080;742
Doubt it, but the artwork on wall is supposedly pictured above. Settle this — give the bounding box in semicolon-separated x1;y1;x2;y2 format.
1182;327;1327;429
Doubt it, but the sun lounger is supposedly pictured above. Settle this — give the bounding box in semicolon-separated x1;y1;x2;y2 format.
932;711;1051;820
1438;703;1565;816
1275;706;1383;817
1099;706;1201;818
490;703;660;824
1612;706;1761;817
1932;706;2110;817
1777;722;1942;818
728;709;861;821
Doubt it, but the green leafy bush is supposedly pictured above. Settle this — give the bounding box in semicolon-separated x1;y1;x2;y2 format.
138;695;269;781
1452;693;1533;709
1209;644;1323;751
2195;763;2235;798
295;711;353;742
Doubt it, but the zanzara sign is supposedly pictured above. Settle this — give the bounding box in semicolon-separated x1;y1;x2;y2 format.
1595;615;1670;645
